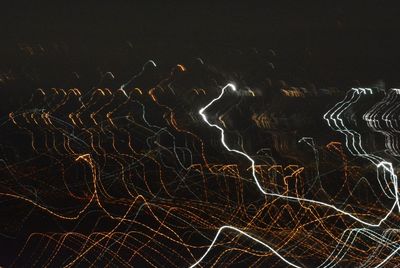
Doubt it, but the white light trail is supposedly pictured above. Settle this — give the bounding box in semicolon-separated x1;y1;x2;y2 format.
193;83;400;267
189;225;301;268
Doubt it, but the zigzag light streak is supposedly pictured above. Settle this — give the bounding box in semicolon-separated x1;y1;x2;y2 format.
5;58;400;266
323;88;400;211
194;83;400;267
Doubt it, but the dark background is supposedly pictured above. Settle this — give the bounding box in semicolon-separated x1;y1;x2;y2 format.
1;1;400;266
1;1;400;85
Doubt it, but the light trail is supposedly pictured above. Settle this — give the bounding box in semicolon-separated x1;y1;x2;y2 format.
189;225;302;268
194;83;400;267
